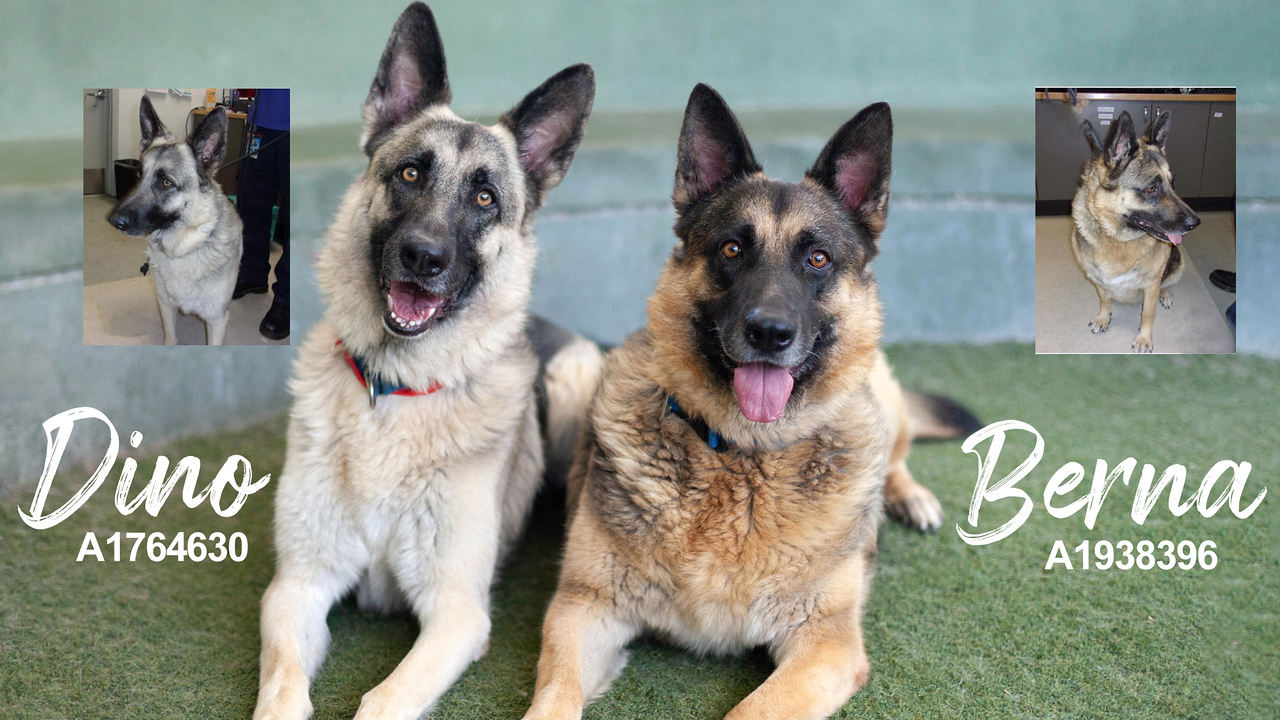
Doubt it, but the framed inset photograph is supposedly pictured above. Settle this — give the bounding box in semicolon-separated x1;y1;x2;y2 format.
1034;87;1235;354
83;88;290;345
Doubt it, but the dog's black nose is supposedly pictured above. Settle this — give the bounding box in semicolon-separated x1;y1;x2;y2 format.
744;310;796;352
400;237;451;277
109;212;131;231
1182;214;1201;232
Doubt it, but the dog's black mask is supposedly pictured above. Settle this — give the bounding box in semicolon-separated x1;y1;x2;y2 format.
369;150;490;337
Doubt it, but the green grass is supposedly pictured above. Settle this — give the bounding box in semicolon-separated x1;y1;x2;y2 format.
1;344;1276;719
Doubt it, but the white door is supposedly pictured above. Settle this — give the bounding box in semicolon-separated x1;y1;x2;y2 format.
83;89;111;195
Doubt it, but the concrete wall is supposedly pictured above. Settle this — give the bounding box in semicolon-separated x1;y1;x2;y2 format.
3;1;1278;141
3;1;1280;492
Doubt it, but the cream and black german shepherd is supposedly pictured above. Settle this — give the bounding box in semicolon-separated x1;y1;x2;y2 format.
521;85;979;720
108;97;242;345
1072;110;1200;352
254;4;600;719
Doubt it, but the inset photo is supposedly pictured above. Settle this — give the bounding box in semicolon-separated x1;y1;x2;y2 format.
83;88;290;345
1034;87;1235;354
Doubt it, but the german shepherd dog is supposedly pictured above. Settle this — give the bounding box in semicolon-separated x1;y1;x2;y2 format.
254;4;600;719
522;86;979;720
1072;110;1200;352
107;97;242;345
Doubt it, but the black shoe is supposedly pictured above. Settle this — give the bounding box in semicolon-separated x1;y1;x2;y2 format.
1209;270;1236;293
260;302;289;340
233;281;269;300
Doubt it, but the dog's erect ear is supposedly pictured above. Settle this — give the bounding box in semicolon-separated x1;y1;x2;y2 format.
1145;110;1171;151
1104;111;1138;171
673;84;761;215
807;102;893;239
138;95;170;152
1080;120;1103;155
361;2;451;156
188;107;228;175
499;64;595;210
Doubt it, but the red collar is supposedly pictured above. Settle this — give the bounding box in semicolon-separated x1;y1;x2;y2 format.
335;340;443;407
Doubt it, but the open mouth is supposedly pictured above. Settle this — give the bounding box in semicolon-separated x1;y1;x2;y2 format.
1134;219;1184;246
732;363;800;423
382;280;452;337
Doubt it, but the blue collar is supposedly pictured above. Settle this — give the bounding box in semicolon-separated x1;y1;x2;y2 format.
666;396;727;451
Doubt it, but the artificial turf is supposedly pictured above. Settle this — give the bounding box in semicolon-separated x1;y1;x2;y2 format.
1;343;1276;719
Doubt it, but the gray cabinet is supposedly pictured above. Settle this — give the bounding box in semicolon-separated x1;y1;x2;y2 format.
1152;100;1210;197
1035;101;1096;202
1036;94;1235;205
1088;99;1154;138
1200;102;1236;197
1037;99;1152;202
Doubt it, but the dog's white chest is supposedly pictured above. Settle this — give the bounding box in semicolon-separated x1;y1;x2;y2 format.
147;231;237;316
1095;267;1143;292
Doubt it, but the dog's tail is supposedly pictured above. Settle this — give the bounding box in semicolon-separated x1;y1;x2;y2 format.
906;392;983;441
528;316;606;484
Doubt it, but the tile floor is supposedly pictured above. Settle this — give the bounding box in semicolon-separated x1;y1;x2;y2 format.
1034;211;1235;354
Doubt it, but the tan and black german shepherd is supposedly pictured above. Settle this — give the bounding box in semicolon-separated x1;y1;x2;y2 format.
1072;110;1200;352
254;4;601;719
521;85;979;720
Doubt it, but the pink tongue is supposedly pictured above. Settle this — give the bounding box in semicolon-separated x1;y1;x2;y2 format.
1167;234;1183;246
389;281;445;322
733;363;795;423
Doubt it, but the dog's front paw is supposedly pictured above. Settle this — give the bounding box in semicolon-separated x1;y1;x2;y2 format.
253;705;311;720
353;688;396;720
1160;290;1173;309
521;708;574;720
1132;333;1154;353
521;689;586;720
252;682;313;720
1088;313;1111;334
885;483;944;533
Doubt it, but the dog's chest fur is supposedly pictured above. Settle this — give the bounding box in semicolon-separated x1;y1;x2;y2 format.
584;337;886;652
274;320;543;612
148;193;242;318
293;323;535;503
1071;205;1170;302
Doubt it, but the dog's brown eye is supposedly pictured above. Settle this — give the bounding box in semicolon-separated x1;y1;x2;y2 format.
161;178;173;188
1144;183;1158;195
401;167;419;182
721;241;742;259
809;250;830;269
476;190;493;207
